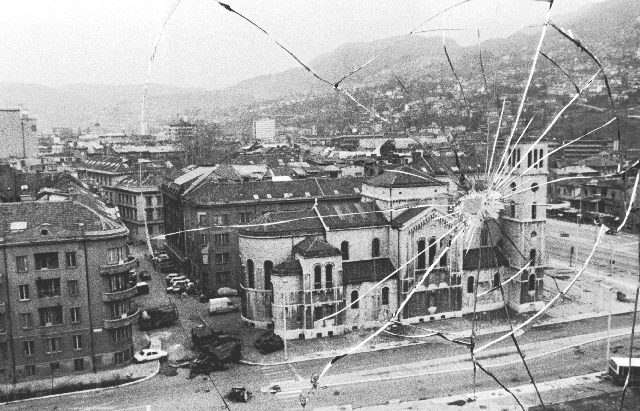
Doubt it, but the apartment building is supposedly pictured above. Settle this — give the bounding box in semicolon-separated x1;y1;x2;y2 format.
0;192;138;383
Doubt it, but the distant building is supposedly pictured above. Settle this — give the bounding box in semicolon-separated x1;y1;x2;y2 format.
0;109;38;159
561;139;614;163
164;119;195;143
253;118;276;143
0;186;138;383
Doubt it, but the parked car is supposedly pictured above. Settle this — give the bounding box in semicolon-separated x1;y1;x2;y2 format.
253;331;284;354
156;253;170;262
560;232;569;237
228;387;250;403
133;348;168;363
158;263;180;274
139;270;151;281
216;287;239;297
167;279;194;294
209;297;239;315
138;304;179;331
136;282;150;296
165;273;180;286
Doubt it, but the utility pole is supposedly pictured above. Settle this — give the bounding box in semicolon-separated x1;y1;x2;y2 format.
600;283;612;371
283;292;288;361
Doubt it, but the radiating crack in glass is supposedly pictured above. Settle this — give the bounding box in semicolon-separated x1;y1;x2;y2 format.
138;1;640;409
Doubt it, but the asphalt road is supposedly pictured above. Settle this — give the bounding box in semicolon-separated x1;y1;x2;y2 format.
5;312;638;411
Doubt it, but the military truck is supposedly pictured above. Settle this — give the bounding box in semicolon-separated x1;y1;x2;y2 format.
138;304;178;331
191;325;242;365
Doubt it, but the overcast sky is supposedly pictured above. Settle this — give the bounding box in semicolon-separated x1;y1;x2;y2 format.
0;0;606;90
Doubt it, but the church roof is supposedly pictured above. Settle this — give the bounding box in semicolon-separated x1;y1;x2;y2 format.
272;259;303;276
316;202;388;229
342;258;396;285
238;209;324;237
293;237;342;258
365;165;445;188
462;247;510;271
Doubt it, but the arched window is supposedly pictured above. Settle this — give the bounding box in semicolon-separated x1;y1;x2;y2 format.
538;149;544;167
529;249;537;266
516;149;521;167
350;290;359;309
527;151;532;168
264;260;273;290
341;241;349;260
314;265;322;289
510;201;516;218
531;182;539;193
467;276;475;293
417;238;426;270
531;202;537;219
371;238;380;258
428;237;437;266
439;239;448;267
493;272;500;288
533;149;538;168
381;287;389;305
528;273;536;291
325;264;333;288
247;259;255;288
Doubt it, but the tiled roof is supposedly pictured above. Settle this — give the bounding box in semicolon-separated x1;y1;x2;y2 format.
76;157;133;174
389;202;451;228
185;178;363;205
462;247;510;271
116;173;164;191
293;237;341;258
272;259;303;276
366;165;445;188
316;202;388;229
342;258;396;285
238;209;324;237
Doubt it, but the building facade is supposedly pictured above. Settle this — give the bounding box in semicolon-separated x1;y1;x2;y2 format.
253;118;276;143
0;193;138;383
238;142;548;339
0;109;38;159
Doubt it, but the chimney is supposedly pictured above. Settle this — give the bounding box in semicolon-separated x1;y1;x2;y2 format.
411;150;423;164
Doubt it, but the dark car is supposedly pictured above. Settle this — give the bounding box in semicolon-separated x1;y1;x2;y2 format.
253;331;284;354
139;270;152;281
605;228;618;235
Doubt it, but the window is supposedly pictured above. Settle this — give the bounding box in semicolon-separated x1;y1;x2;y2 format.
440;239;448;267
74;358;85;372
428;237;437;265
313;306;323;322
70;307;81;323
20;313;33;329
110;300;130;319
50;362;60;372
264;261;273;290
23;341;35;357
350;290;359;309
18;285;30;301
114;326;131;343
247;259;255;288
215;253;230;265
212;215;229;226
325;264;333;288
382;287;389;305
529;249;537;266
145;196;153;207
145;208;153;221
34;252;59;270
73;334;83;350
68;280;79;297
467;276;475;293
239;212;252;223
65;252;77;268
531;203;537;219
510;201;516;218
197;212;207;226
214;233;229;244
25;365;36;376
493;272;500;288
106;247;125;264
341;241;349;260
527;151;532;168
531;183;539;193
538;149;544;167
36;278;61;298
114;347;133;364
528;273;536;292
202;253;209;265
200;234;208;245
39;306;63;326
16;256;28;272
314;265;322;289
533;149;538;168
371;238;380;258
417;239;426;270
109;273;128;292
510;182;517;191
45;337;62;354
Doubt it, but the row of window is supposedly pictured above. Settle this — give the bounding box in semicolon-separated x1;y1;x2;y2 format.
507;201;538;219
416;237;450;270
202;252;230;265
23;334;84;357
197;212;258;227
16;252;77;272
246;260;272;289
313;264;334;289
200;233;230;245
465;272;537;293
18;306;81;328
349;287;390;308
22;358;86;377
18;280;80;301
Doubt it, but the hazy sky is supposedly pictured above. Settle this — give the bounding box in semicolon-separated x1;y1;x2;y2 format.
0;0;606;90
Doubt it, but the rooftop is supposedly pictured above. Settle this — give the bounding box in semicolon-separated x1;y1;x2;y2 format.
293;237;341;258
342;258;396;285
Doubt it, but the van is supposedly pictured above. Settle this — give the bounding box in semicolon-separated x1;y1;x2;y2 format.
209;297;239;316
608;357;640;385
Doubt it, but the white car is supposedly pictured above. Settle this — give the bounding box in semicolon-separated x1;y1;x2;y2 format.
133;348;168;363
156;253;170;262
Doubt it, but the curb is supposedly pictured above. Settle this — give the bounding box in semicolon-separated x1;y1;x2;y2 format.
241;309;637;367
0;360;160;406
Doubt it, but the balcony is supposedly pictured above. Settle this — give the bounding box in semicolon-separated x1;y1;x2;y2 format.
101;285;137;302
103;308;139;330
99;256;138;276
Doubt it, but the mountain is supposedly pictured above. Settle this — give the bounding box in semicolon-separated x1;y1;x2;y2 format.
1;0;638;131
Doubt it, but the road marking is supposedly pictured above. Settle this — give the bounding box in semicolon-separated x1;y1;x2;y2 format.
287;363;304;381
276;389;303;399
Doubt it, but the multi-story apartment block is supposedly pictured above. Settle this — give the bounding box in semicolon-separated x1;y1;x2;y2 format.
0;109;38;159
0;192;138;383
